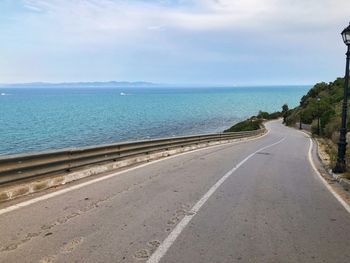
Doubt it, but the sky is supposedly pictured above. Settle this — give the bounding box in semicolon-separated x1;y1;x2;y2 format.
0;0;349;86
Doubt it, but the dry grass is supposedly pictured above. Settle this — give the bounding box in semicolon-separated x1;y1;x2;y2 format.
317;137;350;179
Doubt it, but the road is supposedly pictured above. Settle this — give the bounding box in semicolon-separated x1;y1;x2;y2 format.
0;120;350;263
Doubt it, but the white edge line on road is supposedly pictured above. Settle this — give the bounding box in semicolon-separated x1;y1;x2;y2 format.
146;137;286;263
0;128;271;216
295;127;350;213
307;137;350;214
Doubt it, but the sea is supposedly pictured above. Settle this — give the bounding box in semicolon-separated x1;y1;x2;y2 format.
0;85;310;156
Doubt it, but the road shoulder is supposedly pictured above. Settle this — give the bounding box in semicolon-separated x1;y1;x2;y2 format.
312;137;350;209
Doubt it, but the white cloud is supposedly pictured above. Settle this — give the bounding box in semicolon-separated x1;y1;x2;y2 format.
147;25;167;31
21;0;350;38
1;0;348;83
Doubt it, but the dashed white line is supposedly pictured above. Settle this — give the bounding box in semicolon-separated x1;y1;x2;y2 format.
146;137;286;263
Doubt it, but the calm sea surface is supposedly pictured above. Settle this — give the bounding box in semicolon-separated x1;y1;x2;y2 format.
0;86;309;155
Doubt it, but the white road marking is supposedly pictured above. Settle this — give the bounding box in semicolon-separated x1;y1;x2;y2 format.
307;137;350;213
294;127;350;213
0;128;270;216
146;137;286;263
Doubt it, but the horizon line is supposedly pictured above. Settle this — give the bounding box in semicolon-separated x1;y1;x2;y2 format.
0;80;313;88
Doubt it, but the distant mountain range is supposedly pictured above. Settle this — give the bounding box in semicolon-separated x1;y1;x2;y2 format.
0;81;159;88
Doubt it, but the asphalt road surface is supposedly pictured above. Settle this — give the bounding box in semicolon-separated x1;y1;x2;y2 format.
0;120;350;263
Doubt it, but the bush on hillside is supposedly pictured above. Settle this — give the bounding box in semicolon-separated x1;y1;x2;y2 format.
285;77;346;137
257;111;282;120
224;119;262;132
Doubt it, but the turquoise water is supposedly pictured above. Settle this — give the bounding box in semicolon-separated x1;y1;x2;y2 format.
0;86;309;155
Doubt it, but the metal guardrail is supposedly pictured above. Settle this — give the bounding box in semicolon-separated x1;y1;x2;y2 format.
0;128;265;185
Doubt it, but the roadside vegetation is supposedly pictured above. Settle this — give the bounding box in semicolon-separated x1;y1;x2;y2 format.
224;118;263;132
223;77;350;175
224;105;288;133
224;78;350;171
224;78;350;174
283;77;350;173
284;78;345;138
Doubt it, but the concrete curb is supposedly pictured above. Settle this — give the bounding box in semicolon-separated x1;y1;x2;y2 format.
0;132;266;203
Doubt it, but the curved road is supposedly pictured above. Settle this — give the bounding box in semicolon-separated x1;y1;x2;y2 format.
0;120;350;263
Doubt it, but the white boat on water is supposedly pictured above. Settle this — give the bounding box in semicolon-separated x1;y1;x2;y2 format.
120;92;126;96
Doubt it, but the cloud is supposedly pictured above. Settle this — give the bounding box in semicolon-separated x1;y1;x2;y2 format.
147;25;167;31
0;0;349;83
20;0;350;39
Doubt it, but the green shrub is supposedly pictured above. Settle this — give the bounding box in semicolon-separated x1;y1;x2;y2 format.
324;117;341;139
257;111;270;119
257;110;282;120
287;78;345;136
269;111;282;119
224;119;262;132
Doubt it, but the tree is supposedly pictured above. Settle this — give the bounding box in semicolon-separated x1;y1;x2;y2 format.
282;104;289;123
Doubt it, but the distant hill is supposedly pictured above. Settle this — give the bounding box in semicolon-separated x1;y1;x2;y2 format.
0;81;159;88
